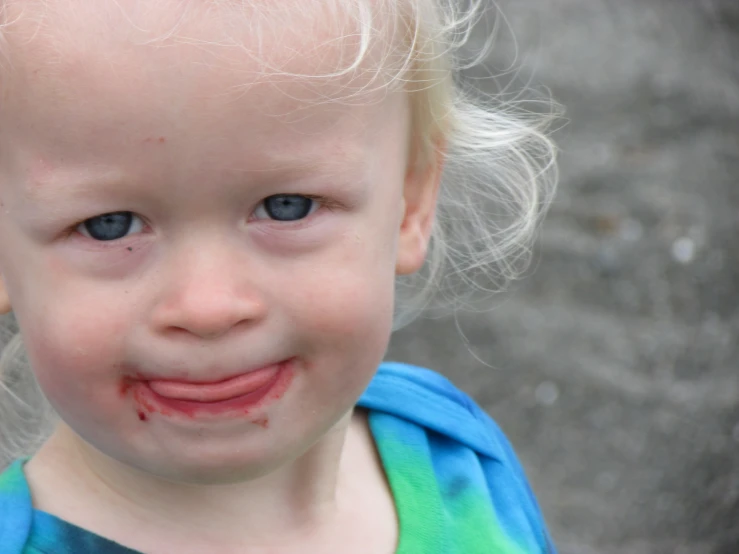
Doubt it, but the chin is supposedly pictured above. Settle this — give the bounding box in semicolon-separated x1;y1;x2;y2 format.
129;450;287;485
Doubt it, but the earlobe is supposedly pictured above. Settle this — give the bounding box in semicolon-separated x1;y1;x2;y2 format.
0;276;12;315
395;143;445;276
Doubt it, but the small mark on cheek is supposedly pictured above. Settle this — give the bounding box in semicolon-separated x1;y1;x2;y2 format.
251;417;269;429
127;247;133;252
137;410;148;422
158;136;166;144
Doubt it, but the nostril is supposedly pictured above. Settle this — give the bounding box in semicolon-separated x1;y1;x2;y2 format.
154;298;267;341
166;318;240;341
151;270;268;340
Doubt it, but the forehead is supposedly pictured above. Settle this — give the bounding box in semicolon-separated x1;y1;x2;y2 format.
0;0;402;116
1;0;390;66
0;0;409;173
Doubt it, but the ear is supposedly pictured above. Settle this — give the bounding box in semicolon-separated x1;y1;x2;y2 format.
0;275;11;314
396;142;445;275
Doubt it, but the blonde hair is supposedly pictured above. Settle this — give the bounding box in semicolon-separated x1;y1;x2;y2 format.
0;0;558;467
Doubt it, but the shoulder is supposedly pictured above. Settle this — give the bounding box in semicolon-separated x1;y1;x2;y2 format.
359;362;556;553
359;361;514;460
0;459;33;554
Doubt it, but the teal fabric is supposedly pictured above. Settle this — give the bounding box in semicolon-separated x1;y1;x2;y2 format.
0;362;555;553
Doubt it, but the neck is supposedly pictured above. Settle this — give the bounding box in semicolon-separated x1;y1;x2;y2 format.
26;413;363;549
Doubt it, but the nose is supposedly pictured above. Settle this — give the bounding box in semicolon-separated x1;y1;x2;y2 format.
151;246;268;340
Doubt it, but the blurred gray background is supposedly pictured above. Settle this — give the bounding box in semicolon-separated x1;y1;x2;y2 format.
387;1;739;553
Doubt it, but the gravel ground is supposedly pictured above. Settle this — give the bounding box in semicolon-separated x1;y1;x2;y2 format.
388;1;739;552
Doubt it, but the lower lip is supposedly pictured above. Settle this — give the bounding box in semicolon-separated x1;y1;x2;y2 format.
133;361;293;419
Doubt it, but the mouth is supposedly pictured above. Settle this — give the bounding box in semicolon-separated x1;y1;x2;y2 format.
131;360;294;419
148;364;282;402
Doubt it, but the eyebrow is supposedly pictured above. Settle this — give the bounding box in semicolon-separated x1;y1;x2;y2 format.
21;164;127;205
22;152;370;205
238;143;369;179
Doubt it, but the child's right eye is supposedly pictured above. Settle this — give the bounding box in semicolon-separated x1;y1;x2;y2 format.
77;212;145;241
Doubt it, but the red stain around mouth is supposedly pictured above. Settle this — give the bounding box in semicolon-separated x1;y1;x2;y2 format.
119;379;133;398
119;374;171;422
119;362;293;421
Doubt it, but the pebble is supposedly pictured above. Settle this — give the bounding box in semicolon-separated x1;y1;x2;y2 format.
535;381;560;406
671;237;695;264
595;471;619;493
619;218;644;242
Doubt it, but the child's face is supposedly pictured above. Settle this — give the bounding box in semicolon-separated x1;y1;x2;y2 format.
0;2;436;482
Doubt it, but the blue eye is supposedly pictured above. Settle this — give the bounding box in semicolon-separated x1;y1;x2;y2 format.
255;195;317;221
77;212;144;241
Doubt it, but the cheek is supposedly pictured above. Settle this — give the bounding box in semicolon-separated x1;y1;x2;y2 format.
18;287;132;403
281;266;395;406
5;240;134;353
20;312;134;440
279;233;398;350
301;273;394;333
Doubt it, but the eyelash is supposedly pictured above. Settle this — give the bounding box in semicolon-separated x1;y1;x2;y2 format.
68;194;339;240
249;194;340;222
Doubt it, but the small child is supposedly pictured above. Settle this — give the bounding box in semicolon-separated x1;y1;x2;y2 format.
0;0;558;552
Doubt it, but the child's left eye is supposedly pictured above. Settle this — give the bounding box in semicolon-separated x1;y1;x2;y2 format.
77;212;145;241
253;195;318;222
